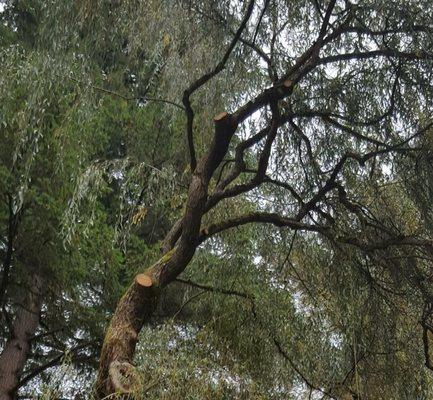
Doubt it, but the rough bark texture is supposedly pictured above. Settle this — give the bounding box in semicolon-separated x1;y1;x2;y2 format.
95;278;158;396
0;199;20;313
95;114;237;398
0;269;44;400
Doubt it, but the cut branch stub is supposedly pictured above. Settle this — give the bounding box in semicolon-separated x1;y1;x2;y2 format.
214;111;238;131
135;273;153;287
96;109;237;398
214;111;228;122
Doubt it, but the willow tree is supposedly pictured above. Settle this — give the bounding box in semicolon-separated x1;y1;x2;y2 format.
0;1;190;397
0;22;127;400
92;0;433;397
2;0;433;398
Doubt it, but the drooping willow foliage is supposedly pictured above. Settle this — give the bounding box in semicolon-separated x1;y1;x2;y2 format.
1;0;433;399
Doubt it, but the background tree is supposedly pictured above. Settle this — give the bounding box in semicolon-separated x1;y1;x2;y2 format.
0;1;190;397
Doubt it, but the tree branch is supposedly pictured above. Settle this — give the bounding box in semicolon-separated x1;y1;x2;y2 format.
318;49;431;66
16;342;95;390
199;212;328;244
183;0;256;172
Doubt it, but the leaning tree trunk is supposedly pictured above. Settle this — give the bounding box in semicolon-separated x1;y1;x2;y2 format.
0;268;44;400
95;113;237;398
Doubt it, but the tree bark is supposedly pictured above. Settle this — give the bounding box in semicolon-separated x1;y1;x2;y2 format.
95;113;237;398
0;197;20;313
0;267;44;400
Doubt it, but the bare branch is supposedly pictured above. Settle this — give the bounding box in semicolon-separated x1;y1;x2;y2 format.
199;212;328;244
16;342;95;390
175;278;252;300
318;49;431;65
183;0;256;172
252;0;270;45
60;75;184;109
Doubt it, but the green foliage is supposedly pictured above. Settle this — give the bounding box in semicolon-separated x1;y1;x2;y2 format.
2;0;433;399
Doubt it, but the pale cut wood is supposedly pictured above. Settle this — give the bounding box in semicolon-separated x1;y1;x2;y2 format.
214;111;228;121
135;274;152;287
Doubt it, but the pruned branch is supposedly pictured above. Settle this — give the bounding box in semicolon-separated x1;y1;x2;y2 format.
207;104;281;210
183;0;256;172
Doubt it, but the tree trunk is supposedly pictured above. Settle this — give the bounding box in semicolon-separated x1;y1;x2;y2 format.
94;271;159;396
0;268;44;400
95;113;237;398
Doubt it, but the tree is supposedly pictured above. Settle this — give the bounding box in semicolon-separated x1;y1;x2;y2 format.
2;0;433;399
0;29;124;400
0;1;180;397
92;0;433;398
